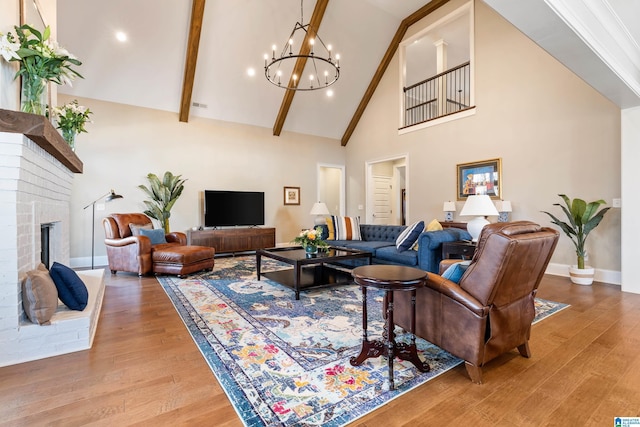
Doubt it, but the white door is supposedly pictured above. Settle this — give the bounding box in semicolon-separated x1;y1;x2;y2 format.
372;176;392;224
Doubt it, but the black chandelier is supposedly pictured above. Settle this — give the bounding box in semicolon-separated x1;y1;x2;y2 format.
264;1;340;91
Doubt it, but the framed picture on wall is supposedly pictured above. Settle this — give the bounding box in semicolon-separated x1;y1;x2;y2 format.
284;186;300;205
457;158;502;200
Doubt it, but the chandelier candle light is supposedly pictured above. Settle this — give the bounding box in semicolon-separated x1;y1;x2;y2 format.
264;0;339;91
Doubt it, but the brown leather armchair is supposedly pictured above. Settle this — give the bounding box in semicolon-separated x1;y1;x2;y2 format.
103;213;215;277
390;221;559;383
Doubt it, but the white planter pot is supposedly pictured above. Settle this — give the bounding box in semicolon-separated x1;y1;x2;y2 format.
569;265;595;285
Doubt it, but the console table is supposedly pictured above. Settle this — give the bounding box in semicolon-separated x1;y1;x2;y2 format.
187;227;275;254
442;240;476;260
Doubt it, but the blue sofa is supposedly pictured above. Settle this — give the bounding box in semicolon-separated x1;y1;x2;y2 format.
318;224;471;273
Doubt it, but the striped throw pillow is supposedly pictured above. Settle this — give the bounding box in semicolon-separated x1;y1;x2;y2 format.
328;216;361;240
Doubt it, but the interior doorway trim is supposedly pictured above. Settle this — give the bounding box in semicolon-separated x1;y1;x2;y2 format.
365;154;409;224
317;163;346;217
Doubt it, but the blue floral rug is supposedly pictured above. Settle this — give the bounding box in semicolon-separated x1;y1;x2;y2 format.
156;256;568;427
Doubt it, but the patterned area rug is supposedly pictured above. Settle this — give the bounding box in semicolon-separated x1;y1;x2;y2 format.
156;256;568;427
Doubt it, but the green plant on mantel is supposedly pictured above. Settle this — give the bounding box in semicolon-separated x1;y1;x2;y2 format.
138;171;186;233
541;194;610;269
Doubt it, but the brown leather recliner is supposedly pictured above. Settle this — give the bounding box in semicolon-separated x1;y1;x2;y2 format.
390;221;559;384
103;213;215;277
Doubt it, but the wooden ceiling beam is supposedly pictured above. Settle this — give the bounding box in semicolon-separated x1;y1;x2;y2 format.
272;0;329;136
340;0;450;146
179;0;206;123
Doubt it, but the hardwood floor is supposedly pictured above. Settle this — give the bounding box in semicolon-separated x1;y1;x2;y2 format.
1;270;639;426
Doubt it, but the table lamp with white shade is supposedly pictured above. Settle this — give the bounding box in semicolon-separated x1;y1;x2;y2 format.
443;201;456;222
459;195;499;242
495;200;512;222
310;202;330;225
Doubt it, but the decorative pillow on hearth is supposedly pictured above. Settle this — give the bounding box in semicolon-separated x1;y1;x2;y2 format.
139;228;167;245
129;223;153;236
22;263;59;325
327;216;361;240
49;262;88;311
396;220;425;252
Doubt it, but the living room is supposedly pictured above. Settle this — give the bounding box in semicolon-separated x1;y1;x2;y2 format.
1;0;640;425
0;0;632;288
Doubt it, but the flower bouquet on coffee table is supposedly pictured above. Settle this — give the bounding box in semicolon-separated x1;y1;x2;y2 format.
293;226;329;254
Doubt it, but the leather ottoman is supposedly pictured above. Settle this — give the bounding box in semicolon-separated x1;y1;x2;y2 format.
152;244;215;277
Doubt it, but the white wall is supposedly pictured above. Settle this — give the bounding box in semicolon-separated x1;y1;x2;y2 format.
621;106;640;294
344;0;621;275
63;96;345;267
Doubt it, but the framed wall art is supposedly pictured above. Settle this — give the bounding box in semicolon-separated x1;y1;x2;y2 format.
283;186;300;205
456;158;502;200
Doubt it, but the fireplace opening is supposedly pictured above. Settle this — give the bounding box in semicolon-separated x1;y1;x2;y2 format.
41;223;54;269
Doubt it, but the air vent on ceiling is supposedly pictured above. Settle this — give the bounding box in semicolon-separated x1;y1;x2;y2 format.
192;102;208;108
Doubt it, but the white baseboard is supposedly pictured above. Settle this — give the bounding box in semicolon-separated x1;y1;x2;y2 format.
546;263;621;286
69;255;109;269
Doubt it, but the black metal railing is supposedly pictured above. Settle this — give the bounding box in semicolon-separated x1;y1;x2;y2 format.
402;61;471;128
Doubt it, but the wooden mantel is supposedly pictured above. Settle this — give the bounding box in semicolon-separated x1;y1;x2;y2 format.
0;108;83;173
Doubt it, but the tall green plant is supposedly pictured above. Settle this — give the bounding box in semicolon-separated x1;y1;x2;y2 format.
138;171;187;233
541;194;610;269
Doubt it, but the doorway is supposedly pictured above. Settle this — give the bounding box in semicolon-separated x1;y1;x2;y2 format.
366;156;408;225
317;163;345;216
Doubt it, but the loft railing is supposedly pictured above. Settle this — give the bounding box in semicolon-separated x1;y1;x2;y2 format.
402;61;471;128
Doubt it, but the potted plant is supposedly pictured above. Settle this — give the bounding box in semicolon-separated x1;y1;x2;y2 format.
138;171;186;233
542;194;610;285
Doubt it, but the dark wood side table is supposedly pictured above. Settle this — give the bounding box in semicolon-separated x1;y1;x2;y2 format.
349;265;430;390
442;240;476;260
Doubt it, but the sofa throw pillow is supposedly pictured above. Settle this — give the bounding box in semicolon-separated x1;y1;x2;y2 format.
324;217;336;240
139;228;167;245
49;262;88;311
129;223;153;236
396;220;425;252
22;264;59;325
426;219;443;231
441;260;471;284
328;216;361;240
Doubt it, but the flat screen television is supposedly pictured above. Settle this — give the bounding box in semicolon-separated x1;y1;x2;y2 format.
204;190;265;227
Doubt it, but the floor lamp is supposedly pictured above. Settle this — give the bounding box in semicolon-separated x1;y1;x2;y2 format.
83;189;123;269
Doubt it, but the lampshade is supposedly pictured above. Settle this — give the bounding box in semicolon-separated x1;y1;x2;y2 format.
460;195;499;217
310;202;330;225
105;189;123;202
460;195;499;242
310;202;330;216
442;201;456;212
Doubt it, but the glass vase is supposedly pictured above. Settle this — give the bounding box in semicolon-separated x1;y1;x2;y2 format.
305;243;318;255
21;73;48;116
61;128;76;151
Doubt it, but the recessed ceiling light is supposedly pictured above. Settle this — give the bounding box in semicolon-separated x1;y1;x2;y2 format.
326;89;334;97
247;67;256;77
115;31;127;42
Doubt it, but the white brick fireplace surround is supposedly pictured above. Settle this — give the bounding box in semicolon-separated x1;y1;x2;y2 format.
0;109;103;367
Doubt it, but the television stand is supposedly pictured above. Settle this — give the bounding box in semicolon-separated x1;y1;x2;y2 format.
187;227;275;254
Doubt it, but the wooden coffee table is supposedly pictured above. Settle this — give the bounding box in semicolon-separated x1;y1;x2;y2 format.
256;246;372;300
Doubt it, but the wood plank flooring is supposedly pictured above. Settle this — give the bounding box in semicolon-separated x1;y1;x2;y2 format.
1;269;639;426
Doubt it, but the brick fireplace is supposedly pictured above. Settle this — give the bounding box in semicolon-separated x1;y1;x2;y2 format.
0;109;84;366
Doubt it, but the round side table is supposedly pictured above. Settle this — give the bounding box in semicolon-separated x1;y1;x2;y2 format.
349;265;430;390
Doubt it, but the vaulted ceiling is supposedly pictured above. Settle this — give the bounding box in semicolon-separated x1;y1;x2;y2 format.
56;0;640;143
